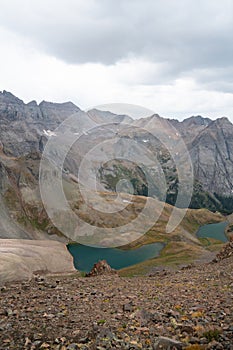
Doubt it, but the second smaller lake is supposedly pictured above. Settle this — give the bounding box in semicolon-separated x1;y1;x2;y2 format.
67;242;164;272
196;221;228;242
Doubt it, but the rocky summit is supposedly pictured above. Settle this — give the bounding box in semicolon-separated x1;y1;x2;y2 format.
0;247;232;349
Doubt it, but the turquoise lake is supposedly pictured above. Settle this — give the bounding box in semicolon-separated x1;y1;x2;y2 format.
196;221;228;242
67;242;164;272
67;221;229;272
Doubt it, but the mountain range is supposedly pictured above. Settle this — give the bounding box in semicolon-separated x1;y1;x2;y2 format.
0;90;232;243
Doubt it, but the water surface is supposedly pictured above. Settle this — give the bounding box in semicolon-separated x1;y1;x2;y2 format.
67;242;164;272
196;221;228;242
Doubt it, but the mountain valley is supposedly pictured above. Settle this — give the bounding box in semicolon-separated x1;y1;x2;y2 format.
0;90;233;349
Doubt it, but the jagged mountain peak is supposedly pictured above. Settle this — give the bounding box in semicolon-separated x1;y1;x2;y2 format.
0;91;81;113
182;115;212;126
87;108;133;124
39;100;80;110
191;116;233;143
170;115;212;128
145;113;162;121
88;107;127;117
27;100;38;107
199;116;233;135
132;113;166;128
0;90;24;104
211;116;233;127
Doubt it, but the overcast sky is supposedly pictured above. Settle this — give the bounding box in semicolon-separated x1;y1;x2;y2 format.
0;0;233;120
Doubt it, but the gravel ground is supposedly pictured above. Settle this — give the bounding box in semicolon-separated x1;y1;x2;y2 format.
0;253;232;350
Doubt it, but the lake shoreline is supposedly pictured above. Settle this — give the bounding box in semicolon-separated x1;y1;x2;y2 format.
196;221;229;243
67;241;165;272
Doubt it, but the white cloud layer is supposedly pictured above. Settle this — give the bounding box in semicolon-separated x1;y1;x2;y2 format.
0;0;233;120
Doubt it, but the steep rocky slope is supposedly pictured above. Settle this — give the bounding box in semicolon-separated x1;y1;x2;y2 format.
190;117;233;196
0;90;80;157
170;115;212;144
84;109;233;212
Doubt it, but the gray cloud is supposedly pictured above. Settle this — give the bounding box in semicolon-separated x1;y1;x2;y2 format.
0;0;233;92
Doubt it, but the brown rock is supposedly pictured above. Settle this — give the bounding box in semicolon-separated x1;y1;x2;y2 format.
85;260;117;277
153;336;184;349
212;241;233;262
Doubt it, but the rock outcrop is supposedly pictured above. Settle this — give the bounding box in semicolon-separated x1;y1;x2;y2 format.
86;260;117;277
212;237;233;262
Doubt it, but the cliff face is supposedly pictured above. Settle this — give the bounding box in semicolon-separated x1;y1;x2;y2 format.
170;115;212;144
189;117;233;196
0;91;82;239
0;90;80;156
0;90;232;240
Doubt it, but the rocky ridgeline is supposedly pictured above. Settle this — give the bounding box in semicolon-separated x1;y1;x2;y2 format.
1;90;233;199
0;90;233;244
85;260;118;277
0;90;80;157
212;238;233;263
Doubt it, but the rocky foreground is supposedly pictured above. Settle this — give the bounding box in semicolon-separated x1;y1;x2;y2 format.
0;246;233;350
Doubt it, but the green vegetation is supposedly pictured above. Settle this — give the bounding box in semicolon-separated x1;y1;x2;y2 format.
198;237;224;252
98;161;148;196
98;160;165;199
99;160;233;214
202;329;221;342
119;241;200;277
97;319;106;325
30;217;49;230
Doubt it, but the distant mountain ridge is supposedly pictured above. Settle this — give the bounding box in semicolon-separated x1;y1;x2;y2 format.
0;89;232;243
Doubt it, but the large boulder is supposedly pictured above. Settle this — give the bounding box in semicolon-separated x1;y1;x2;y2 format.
153;336;184;350
86;260;117;277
